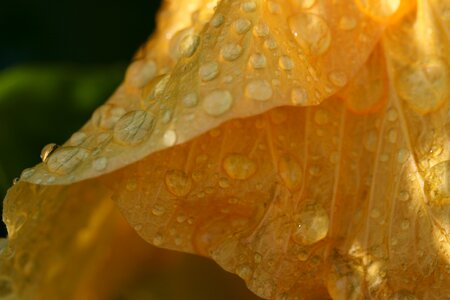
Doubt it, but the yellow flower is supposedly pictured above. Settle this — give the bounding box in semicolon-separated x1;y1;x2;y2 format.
2;0;450;299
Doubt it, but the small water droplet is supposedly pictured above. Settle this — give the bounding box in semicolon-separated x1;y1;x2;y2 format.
40;143;59;163
92;157;108;171
46;147;89;175
370;208;381;219
314;110;329;125
163;130;177;147
182;92;198;108
92;105;126;129
153;234;164;246
279;55;294;71
400;219;410;230
236;264;253;280
253;22;269;37
234;18;252;34
113;110;155;145
329;71;348;87
165;170;192;197
199;61;219;81
264;38;277;50
289;13;331;55
396;58;449;114
203;90;233;116
69;132;87;146
292;205;329;245
125;59;157;88
278;155;302;191
210;14;225;27
223;154;256;180
250;53;267;69
364;130;378;152
297;0;317;9
221;43;243;61
291;87;309;105
178;34;200;57
386;108;398;121
218;177;231;188
151;204;166;216
397;148;410;163
245;79;273;101
388;129;398;143
241;1;257;12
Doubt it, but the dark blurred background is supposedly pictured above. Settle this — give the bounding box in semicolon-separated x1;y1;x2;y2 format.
0;0;163;237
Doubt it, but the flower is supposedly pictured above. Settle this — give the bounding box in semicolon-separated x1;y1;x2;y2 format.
1;0;450;299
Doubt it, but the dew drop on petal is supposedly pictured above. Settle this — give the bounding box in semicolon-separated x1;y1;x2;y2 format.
223;154;257;180
291;87;309;105
221;43;243;61
245;79;273;101
234;18;252;34
279;55;294;71
278;155;302;191
92;157;108;171
163;130;177;147
46;147;89;175
203;90;233;116
182;92;199;108
199;61;219;81
165;170;192;197
178;34;200;57
40;143;59;163
250;53;267;69
288;13;331;55
125;59;157;88
210;14;225;27
396;58;449;114
292;205;329;245
113;110;155;145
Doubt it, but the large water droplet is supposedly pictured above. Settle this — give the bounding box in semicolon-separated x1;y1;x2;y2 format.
165;170;192;197
292;205;329;245
223;154;257;180
425;160;450;204
250;53;267;69
356;0;401;19
288;13;331;55
234;18;252;34
396;58;449;114
203;90;233;116
113;110;155;145
199;61;219;81
278;155;302;190
178;34;200;57
245;79;273;101
46;147;89;175
221;43;243;61
40;143;59;163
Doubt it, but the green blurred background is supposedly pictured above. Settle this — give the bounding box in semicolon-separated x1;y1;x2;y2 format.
0;0;163;237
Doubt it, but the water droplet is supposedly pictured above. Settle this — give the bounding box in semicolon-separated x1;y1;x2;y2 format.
210;14;225;27
397;148;410;163
221;43;243;61
292;205;329;245
178;34;200;57
289;13;331;55
254;253;262;263
370;208;381;219
396;58;449;114
264;38;277;50
203;90;233;116
241;1;257;12
245;79;273;101
91;157;107;171
291;87;309;105
399;191;410;202
223;154;256;180
364;130;378;152
69;132;87;146
329;71;348;87
358;0;401;18
153;234;164;246
234;18;252;34
236;265;253;280
163;130;177;147
46;147;89;175
165;170;192;197
92;105;126;129
253;22;269;37
125;59;157;88
113;110;155;145
278;155;302;190
388;129;398;143
20;168;35;179
386;108;398;121
182;92;198;108
151;204;166;216
314;110;329;125
339;16;357;30
400;219;410;230
199;61;219;81
40;143;59;163
218;177;231;188
279;55;294;71
250;53;267;69
424;160;450;204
